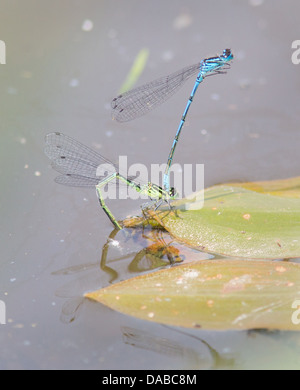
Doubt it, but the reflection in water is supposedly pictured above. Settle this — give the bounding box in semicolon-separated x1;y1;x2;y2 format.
51;225;236;369
101;227;185;283
51;226;300;369
122;326;235;370
60;297;85;324
53;226;208;324
122;326;200;364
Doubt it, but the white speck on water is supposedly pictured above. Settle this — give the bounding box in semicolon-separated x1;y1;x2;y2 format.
110;239;120;248
82;19;94;32
10;278;16;282
34;171;41;177
173;12;193;30
249;0;264;6
7;87;18;95
162;50;174;62
19;137;27;145
201;129;208;135
211;93;220;101
106;130;113;138
69;78;79;88
222;347;231;354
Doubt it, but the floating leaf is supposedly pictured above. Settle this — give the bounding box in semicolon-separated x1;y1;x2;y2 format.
85;260;300;330
145;182;300;259
226;176;300;199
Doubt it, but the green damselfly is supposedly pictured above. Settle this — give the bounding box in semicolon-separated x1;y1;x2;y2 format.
44;132;177;229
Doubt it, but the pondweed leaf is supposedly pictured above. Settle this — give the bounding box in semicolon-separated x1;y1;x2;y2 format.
86;260;300;330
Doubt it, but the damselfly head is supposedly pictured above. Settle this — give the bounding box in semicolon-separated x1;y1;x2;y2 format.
222;49;233;60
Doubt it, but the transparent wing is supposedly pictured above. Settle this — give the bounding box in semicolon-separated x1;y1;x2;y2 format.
44;132;118;188
111;48;233;123
111;62;201;122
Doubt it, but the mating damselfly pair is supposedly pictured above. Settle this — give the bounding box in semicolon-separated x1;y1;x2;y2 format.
45;48;233;229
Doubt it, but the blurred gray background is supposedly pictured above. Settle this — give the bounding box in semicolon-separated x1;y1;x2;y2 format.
0;0;300;369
